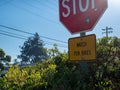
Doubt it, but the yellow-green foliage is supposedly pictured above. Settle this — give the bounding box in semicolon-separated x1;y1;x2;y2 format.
0;60;57;90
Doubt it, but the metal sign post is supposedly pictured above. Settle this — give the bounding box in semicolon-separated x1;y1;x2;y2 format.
80;32;88;74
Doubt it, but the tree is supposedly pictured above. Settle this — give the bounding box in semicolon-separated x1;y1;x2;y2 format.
18;33;48;64
47;44;59;58
87;36;120;89
0;48;11;70
1;36;120;90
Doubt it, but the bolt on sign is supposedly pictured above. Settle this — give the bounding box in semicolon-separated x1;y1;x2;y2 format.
68;34;96;61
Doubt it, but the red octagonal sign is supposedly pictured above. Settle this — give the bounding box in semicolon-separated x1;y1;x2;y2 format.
59;0;108;34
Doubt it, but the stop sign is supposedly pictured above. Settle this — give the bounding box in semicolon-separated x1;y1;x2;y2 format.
59;0;108;34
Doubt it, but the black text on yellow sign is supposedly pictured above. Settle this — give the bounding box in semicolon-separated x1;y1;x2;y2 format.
68;34;96;61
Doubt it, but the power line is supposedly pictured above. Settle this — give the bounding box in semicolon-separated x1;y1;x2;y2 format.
0;31;67;48
45;0;58;7
35;0;57;12
0;24;67;44
44;40;67;48
6;1;68;44
0;29;28;38
49;0;58;7
22;0;56;15
113;29;119;37
40;35;67;44
0;25;34;35
0;1;68;49
10;2;59;25
44;42;67;48
0;32;26;40
0;25;67;48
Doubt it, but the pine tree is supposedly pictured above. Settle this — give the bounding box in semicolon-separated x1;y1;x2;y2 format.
18;33;48;64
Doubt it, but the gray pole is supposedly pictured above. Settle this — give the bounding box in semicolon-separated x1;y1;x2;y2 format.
80;32;86;37
106;27;108;38
102;26;113;38
80;32;88;74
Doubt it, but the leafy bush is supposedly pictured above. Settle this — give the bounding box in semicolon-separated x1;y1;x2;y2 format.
0;59;56;90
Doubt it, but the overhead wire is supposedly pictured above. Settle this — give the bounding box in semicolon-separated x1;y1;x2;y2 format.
9;1;59;25
0;24;34;35
44;40;67;48
21;0;56;15
0;1;68;48
47;0;58;7
0;25;67;44
112;28;119;37
4;0;69;41
35;0;57;12
0;29;28;38
0;25;68;48
0;31;67;48
0;32;26;40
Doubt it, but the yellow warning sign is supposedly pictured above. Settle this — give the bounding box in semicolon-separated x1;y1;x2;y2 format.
68;34;96;61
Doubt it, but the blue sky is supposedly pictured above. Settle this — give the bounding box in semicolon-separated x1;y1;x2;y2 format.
0;0;120;62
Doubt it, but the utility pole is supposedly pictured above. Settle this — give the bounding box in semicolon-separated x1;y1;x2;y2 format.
102;27;113;38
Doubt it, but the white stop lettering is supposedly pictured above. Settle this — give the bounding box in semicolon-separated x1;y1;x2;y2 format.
62;0;96;17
